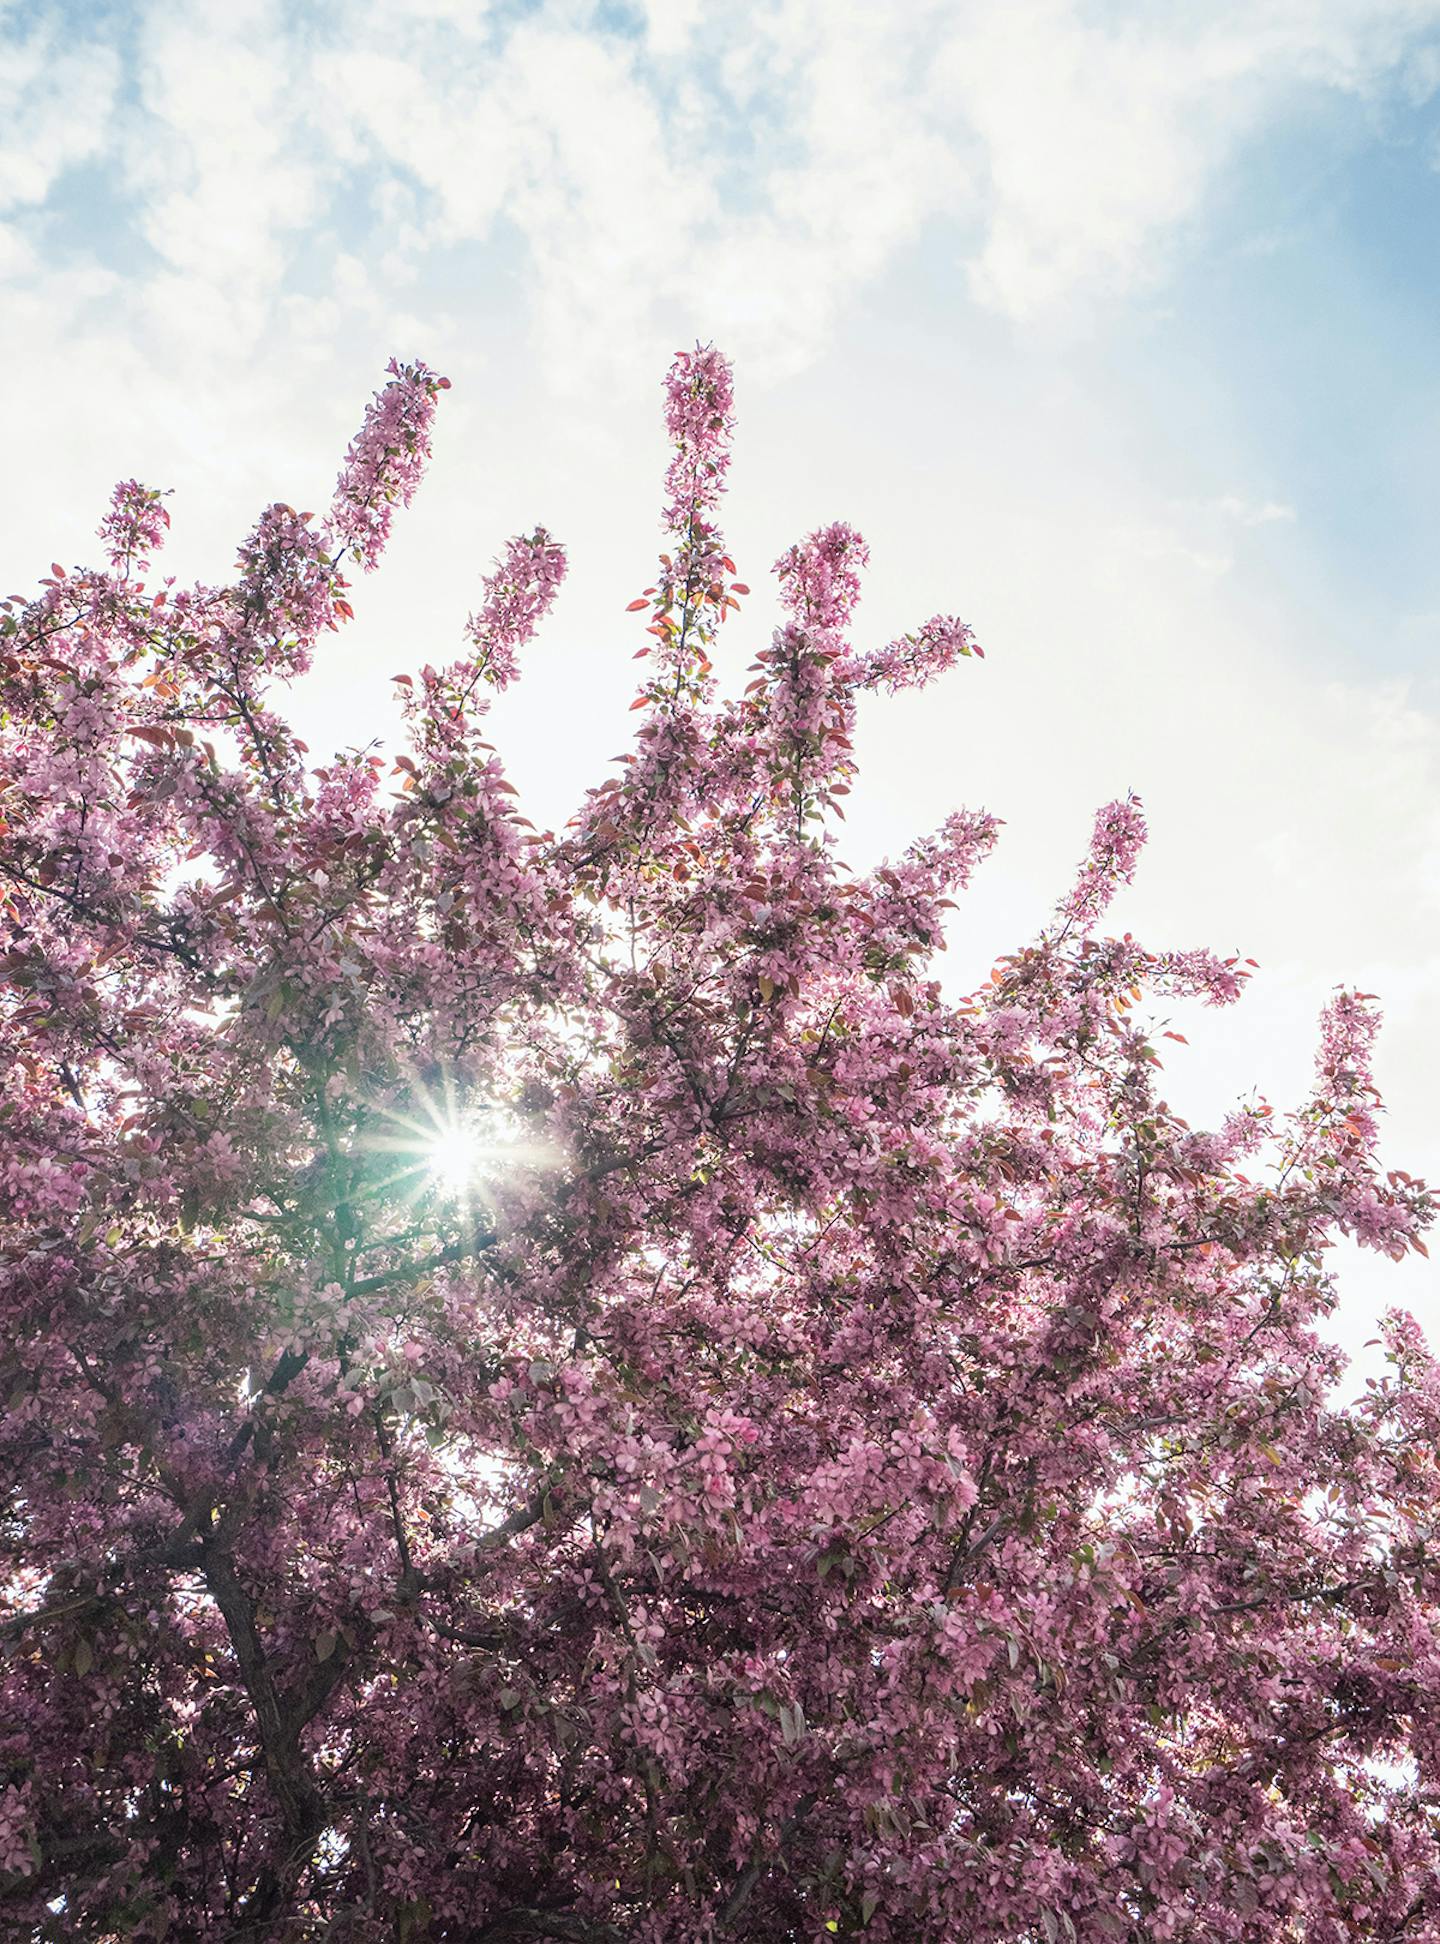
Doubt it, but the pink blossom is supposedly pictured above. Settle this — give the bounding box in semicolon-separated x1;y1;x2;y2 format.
462;527;567;690
853;611;982;693
329;356;448;572
1057;791;1148;926
96;479;169;573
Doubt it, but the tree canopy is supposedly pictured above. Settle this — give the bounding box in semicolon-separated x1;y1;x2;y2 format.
1;347;1435;1941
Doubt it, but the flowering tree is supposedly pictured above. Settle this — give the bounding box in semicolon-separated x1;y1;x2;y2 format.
1;347;1436;1944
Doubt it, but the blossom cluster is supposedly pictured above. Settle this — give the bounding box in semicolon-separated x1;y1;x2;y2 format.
462;527;568;690
95;479;170;573
329;356;449;571
853;611;983;693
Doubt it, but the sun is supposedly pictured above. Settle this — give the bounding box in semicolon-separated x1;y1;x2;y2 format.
361;1085;505;1207
424;1117;495;1197
361;1076;555;1213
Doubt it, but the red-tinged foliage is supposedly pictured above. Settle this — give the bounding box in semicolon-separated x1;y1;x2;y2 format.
1;348;1436;1942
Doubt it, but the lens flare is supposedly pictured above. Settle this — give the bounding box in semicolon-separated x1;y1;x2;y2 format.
424;1118;495;1195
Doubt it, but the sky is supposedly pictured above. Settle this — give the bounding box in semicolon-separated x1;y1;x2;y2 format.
3;0;1438;1368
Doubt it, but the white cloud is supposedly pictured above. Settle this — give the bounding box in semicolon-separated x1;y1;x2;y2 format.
640;0;702;59
123;1;328;355
1215;494;1297;525
934;0;1440;320
0;222;34;279
5;0;1438;371
1111;520;1235;581
0;19;119;214
308;0;963;379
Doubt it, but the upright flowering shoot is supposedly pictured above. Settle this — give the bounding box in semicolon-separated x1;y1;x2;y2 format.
463;528;567;693
1;347;1435;1944
641;342;738;697
330;356;450;572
